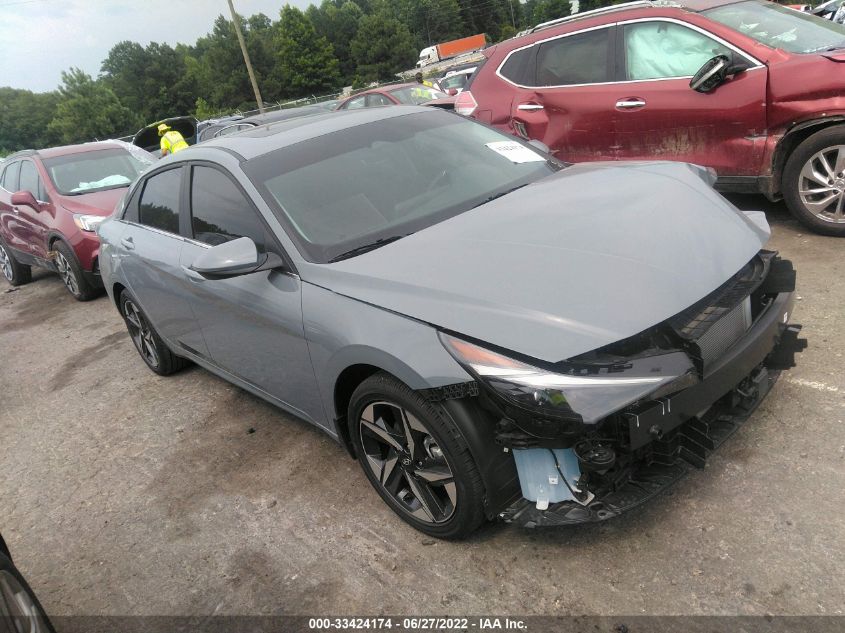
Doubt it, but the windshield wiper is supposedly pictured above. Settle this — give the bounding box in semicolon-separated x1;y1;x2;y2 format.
471;183;530;209
329;234;410;262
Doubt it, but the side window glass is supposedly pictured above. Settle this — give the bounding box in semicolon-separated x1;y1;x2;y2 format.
499;47;534;85
2;161;20;192
345;96;366;110
624;22;733;81
138;168;181;234
536;28;611;86
19;161;42;200
367;94;392;107
122;187;142;223
190;166;269;253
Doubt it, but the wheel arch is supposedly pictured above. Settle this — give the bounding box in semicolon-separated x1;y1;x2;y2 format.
111;282;127;310
333;360;521;519
772;117;845;196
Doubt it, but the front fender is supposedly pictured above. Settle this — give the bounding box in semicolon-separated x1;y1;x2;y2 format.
302;282;473;424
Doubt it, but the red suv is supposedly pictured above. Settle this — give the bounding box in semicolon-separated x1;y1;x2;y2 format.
456;0;845;235
0;142;153;300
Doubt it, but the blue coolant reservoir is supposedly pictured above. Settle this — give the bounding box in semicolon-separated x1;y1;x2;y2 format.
512;448;583;510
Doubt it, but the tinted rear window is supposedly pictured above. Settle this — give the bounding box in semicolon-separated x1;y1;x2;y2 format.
536;28;611;86
2;161;20;192
499;47;534;84
139;168;181;234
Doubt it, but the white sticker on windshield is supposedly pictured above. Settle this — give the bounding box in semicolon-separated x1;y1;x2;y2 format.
485;141;546;164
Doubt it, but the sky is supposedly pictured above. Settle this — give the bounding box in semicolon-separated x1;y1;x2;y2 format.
0;0;312;93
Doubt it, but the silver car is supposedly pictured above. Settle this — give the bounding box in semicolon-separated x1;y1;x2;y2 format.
98;107;804;539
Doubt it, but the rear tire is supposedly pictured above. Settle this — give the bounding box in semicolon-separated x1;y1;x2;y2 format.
0;239;32;287
348;372;486;540
53;240;98;301
783;126;845;236
119;290;188;376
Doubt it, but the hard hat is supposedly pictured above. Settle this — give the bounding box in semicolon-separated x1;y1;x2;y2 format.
157;123;170;135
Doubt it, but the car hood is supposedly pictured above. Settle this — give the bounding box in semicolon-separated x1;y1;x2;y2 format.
60;188;127;217
300;162;770;363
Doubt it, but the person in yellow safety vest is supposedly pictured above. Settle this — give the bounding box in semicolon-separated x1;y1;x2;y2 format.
158;123;189;156
415;71;434;88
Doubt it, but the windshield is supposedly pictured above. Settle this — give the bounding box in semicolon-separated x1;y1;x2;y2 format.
245;111;559;263
390;86;448;104
704;0;845;53
43;148;153;195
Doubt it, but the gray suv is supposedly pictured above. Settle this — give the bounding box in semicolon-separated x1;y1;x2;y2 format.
98;107;804;539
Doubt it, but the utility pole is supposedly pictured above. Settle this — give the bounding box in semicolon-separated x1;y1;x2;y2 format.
227;0;265;113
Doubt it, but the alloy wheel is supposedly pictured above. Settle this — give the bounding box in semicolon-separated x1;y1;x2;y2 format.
798;145;845;224
359;401;457;524
123;299;160;369
0;244;12;281
54;250;79;295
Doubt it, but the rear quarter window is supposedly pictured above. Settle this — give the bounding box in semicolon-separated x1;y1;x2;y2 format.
498;47;534;85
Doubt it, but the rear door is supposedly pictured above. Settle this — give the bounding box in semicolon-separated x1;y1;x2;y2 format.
178;163;322;424
612;18;768;176
117;165;207;354
505;25;621;162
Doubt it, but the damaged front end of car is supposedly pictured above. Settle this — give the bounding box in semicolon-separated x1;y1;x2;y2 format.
441;251;806;527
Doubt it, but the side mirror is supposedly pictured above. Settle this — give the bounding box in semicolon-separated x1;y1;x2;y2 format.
189;237;285;279
447;88;458;96
690;55;733;93
11;190;38;208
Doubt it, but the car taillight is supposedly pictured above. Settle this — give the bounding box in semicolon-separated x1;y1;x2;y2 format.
454;91;478;117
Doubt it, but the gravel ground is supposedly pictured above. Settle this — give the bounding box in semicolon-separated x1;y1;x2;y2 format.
1;197;843;617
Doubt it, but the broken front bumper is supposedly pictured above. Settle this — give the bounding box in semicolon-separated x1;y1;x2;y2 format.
502;289;804;527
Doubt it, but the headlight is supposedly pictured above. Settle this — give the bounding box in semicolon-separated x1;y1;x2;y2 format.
73;214;105;232
439;333;693;432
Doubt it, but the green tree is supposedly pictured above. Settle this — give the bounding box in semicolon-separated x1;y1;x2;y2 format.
351;10;417;82
0;88;60;152
310;0;364;83
389;0;464;48
48;68;133;144
457;0;510;38
272;5;341;99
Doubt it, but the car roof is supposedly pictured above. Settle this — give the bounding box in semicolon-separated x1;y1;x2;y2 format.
198;106;433;161
524;0;748;34
2;141;129;163
241;105;328;126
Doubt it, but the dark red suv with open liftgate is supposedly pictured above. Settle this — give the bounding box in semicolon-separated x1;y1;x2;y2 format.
0;142;153;300
456;0;845;236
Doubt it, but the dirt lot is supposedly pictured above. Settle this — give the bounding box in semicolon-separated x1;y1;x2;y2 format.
1;197;843;617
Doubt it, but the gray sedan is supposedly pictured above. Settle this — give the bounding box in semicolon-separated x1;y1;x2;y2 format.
98;107;803;539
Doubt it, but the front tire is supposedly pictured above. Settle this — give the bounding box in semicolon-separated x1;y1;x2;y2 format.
119;290;188;376
0;239;32;287
783;126;845;236
53;240;98;300
348;373;486;540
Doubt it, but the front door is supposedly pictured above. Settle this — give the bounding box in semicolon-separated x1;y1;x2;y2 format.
178;164;322;424
17;160;51;260
612;19;768;176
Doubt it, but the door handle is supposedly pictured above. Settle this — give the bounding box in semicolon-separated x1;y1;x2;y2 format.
120;237;134;250
616;99;646;109
517;103;544;111
12;207;20;214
